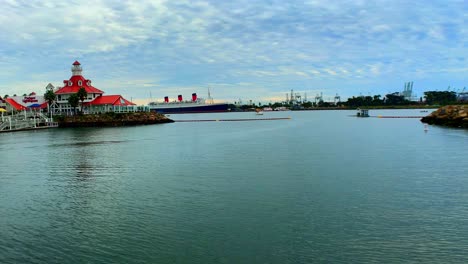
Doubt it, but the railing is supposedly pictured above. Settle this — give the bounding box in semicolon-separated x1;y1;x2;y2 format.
0;121;9;131
0;111;57;131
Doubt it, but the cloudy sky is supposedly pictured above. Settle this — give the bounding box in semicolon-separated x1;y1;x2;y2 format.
0;0;466;104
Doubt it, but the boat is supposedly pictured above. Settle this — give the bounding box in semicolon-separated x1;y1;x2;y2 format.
255;109;264;115
356;108;369;117
148;93;230;114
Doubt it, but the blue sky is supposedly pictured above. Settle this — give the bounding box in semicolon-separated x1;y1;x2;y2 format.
0;0;466;104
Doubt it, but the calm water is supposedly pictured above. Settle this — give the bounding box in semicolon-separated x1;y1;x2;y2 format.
1;110;467;263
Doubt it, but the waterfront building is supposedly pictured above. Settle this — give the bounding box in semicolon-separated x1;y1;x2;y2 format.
84;94;137;114
2;93;47;112
52;61;136;115
2;61;137;115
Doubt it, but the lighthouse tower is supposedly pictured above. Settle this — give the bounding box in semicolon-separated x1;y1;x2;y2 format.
71;61;83;76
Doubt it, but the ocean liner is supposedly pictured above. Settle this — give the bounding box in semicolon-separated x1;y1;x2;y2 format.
148;93;229;114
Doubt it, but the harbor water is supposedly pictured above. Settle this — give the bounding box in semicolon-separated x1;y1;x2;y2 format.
1;109;467;263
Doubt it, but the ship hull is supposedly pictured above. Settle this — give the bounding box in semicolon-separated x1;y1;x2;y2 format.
149;103;230;114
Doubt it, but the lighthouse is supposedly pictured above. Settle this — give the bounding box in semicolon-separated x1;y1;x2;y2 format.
71;60;83;76
52;61;135;115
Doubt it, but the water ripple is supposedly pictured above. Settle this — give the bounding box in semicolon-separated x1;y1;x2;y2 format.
1;111;468;263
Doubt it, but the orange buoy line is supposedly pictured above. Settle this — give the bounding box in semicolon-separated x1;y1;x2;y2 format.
174;117;291;122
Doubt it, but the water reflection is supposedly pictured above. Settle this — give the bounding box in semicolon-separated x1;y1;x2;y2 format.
49;140;128;148
47;128;103;182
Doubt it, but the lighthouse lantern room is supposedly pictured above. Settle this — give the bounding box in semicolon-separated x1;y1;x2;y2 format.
71;60;83;76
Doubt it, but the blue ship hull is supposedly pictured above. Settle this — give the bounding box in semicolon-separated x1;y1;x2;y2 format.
149;103;230;114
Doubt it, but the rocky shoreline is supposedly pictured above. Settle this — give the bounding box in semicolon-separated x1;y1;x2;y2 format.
421;105;468;128
56;112;174;128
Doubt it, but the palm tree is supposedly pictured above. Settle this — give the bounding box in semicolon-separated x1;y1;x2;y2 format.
44;89;56;114
68;94;80;115
77;87;88;113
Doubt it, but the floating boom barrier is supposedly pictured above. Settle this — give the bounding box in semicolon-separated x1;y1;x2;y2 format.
174;117;291;122
374;116;424;118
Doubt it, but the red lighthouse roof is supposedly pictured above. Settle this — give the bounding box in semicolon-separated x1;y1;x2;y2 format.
55;61;104;95
55;76;104;94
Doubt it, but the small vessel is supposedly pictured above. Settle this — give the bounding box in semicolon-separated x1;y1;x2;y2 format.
255;109;264;115
148;92;229;114
356;108;369;117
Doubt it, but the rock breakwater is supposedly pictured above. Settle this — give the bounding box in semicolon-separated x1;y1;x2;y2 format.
57;112;174;128
421;105;468;128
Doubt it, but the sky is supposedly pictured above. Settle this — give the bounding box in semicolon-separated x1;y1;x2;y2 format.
0;0;466;105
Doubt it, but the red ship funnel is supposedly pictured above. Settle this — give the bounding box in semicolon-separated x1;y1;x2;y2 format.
178;95;183;102
164;96;169;103
192;93;197;101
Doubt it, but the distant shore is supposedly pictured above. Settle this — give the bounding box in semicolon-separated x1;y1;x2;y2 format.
298;105;439;111
240;105;441;112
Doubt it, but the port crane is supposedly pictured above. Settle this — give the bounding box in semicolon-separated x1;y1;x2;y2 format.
314;92;323;104
334;93;341;104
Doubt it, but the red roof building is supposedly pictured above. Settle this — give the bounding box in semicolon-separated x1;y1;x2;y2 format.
53;61;136;115
85;95;135;106
5;98;28;111
4;96;48;111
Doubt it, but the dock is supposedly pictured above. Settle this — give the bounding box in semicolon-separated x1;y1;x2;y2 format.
0;111;58;133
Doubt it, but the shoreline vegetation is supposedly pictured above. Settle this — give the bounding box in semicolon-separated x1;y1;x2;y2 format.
243;105;441;111
236;90;465;111
55;112;174;128
236;104;443;112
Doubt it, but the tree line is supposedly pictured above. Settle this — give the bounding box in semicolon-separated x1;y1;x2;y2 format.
344;91;458;107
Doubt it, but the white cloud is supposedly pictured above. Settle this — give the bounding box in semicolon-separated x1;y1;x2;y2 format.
0;0;466;102
324;69;337;76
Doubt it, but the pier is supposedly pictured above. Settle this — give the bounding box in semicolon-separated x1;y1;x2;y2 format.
0;111;58;133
